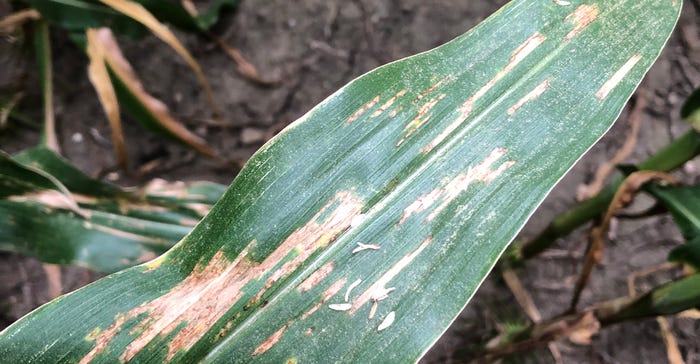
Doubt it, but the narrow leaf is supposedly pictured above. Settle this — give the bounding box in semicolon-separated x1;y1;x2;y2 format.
98;0;219;114
0;1;680;362
28;0;148;39
648;184;700;241
86;28;129;171
681;87;700;131
668;237;700;270
92;28;219;158
33;20;59;152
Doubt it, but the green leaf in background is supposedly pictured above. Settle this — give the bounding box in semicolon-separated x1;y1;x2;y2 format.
647;184;700;269
0;0;680;362
668;237;700;270
0;146;226;273
681;87;700;131
28;0;237;39
648;184;700;241
29;0;148;39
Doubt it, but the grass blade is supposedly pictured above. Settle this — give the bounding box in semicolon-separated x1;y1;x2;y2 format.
86;28;129;171
98;0;219;114
33;20;59;152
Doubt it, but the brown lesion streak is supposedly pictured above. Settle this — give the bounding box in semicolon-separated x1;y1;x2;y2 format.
371;90;407;118
346;95;380;123
564;4;600;41
396;94;446;146
349;237;433;313
414;76;450;103
300;278;347;320
78;192;363;363
297;262;334;292
424;33;546;153
252;324;288;356
595;55;642;100
399;148;514;224
394;76;452;146
507;78;551;115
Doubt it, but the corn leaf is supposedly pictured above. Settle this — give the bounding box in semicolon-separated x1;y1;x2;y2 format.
0;146;226;273
34;20;60;152
648;184;700;241
86;28;129;170
682;87;700;131
647;184;700;269
29;0;149;39
75;28;219;159
97;0;218;113
0;0;680;362
28;0;236;39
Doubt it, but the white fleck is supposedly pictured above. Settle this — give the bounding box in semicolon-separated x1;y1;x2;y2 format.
372;287;396;301
345;279;362;302
352;242;381;254
378;311;395;331
71;132;83;143
106;172;120;181
328;303;352;311
554;0;571;5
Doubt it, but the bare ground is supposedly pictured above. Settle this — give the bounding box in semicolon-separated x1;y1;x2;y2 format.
1;0;699;362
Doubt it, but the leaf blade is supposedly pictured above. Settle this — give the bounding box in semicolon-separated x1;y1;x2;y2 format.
0;1;681;362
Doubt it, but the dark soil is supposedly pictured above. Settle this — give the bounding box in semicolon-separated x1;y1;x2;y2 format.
1;0;699;362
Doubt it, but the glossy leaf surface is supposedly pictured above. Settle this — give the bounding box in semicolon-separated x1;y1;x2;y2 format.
0;1;680;362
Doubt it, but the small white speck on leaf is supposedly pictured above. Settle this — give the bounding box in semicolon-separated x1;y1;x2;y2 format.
372;287;396;301
329;303;352;311
554;0;571;5
352;242;381;254
345;279;362;302
378;311;395;331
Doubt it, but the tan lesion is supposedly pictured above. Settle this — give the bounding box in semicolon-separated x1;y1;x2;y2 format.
297;262;334;293
300;278;347;320
79;192;363;363
563;4;600;41
595;55;642;100
399;148;514;224
345;96;380;123
349;237;433;314
251;324;288;356
424;33;546;153
507;78;552;115
397;95;446;147
371;90;407;118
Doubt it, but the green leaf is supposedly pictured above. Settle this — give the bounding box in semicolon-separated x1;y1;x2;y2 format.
648;184;700;241
0;150;70;198
682;87;700;131
0;0;680;362
602;273;700;324
71;29;220;159
0;147;225;272
29;0;148;39
646;183;700;268
33;20;60;151
669;237;700;270
29;0;237;39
